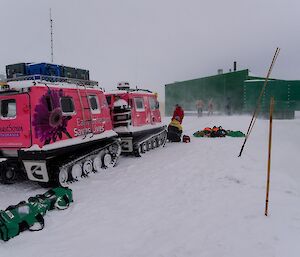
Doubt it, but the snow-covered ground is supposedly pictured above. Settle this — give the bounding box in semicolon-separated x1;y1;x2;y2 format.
1;115;300;257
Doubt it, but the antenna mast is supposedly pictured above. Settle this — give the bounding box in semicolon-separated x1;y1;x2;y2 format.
50;8;54;63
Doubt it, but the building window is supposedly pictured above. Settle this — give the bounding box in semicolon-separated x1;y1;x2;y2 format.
134;97;144;111
88;95;100;113
60;97;75;114
1;99;16;119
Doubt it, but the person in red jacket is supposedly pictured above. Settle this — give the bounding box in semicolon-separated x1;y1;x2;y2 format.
172;104;184;124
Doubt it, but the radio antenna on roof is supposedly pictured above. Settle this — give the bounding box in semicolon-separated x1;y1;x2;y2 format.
50;8;54;63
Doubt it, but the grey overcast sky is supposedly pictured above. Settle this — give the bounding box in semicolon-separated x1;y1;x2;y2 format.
0;0;299;99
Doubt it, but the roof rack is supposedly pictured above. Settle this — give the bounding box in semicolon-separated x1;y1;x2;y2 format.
115;87;153;94
131;88;153;93
7;74;99;88
115;82;153;93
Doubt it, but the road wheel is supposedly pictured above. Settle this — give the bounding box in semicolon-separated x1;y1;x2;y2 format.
0;164;17;184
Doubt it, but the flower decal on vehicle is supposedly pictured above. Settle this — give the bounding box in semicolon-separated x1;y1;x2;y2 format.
33;89;72;145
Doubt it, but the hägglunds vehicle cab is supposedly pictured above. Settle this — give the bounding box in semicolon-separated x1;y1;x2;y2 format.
0;63;121;186
105;82;167;157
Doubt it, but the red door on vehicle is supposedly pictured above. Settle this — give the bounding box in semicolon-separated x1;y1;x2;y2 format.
0;93;32;148
148;96;161;124
132;97;147;126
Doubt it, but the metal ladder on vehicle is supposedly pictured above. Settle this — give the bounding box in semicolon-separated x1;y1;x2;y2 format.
76;84;94;139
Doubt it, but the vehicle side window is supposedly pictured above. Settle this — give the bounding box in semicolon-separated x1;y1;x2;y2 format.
60;97;75;114
149;97;159;110
1;99;16;119
88;95;101;113
106;96;111;105
134;97;144;111
45;96;53;111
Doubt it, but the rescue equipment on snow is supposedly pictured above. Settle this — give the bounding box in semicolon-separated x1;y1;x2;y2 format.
0;187;73;241
182;135;191;143
226;130;245;137
193;126;245;138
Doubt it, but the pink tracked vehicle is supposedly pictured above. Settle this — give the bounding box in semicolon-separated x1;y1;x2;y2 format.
105;82;167;157
0;75;121;186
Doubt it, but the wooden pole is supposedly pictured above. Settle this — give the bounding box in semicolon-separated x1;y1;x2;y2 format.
265;97;274;216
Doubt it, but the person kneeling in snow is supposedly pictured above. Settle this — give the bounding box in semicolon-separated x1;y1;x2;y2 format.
167;116;183;142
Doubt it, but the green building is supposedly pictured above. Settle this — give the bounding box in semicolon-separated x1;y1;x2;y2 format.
243;79;300;119
165;69;300;119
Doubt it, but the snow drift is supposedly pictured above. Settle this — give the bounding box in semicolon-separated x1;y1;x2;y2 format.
0;115;299;257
